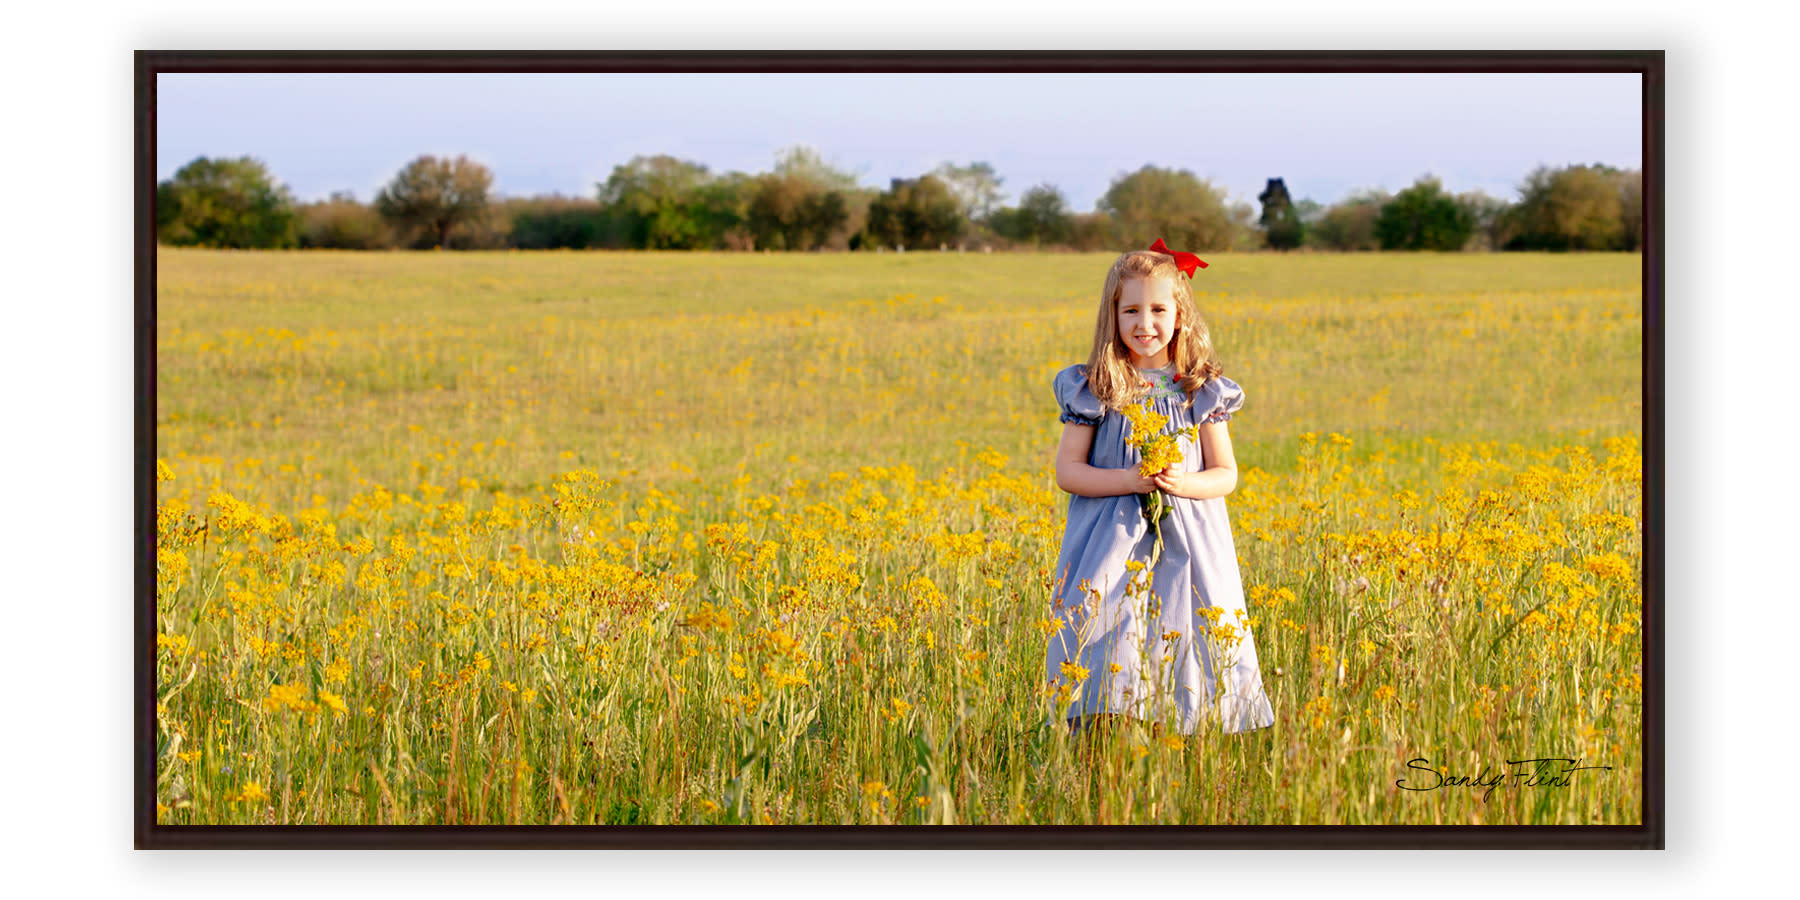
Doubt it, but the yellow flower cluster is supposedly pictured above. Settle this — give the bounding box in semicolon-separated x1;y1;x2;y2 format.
262;683;319;715
1120;401;1200;477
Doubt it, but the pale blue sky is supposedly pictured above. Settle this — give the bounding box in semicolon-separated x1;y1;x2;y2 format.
156;72;1641;212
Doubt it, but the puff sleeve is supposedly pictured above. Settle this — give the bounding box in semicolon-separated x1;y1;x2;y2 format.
1053;365;1105;426
1197;375;1245;425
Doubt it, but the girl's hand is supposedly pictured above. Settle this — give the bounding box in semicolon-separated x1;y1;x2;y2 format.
1125;467;1160;495
1151;468;1187;497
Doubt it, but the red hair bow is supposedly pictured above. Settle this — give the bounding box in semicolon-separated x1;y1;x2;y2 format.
1148;238;1208;276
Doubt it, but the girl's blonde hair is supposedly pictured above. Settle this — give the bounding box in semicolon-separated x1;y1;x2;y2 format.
1084;249;1222;410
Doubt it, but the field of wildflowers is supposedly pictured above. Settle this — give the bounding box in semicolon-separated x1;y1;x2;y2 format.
153;248;1643;825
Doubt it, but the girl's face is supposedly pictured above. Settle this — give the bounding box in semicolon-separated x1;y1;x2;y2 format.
1116;276;1180;369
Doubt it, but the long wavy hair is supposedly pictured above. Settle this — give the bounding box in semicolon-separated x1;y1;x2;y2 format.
1084;249;1222;410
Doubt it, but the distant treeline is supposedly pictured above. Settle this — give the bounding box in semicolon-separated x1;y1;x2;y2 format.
155;146;1643;254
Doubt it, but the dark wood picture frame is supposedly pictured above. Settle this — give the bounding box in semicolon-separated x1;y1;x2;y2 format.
136;49;1663;849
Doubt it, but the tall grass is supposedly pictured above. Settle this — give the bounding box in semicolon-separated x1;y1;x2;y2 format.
154;249;1642;825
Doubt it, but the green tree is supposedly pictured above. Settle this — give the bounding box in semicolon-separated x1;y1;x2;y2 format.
798;191;850;250
1311;189;1389;251
694;173;754;249
1258;177;1304;251
156;155;300;249
1097;165;1235;251
750;147;863;250
505;194;608;249
1456;189;1512;252
375;154;494;249
745;174;804;250
1069;212;1115;251
1375;176;1474;251
596;155;745;250
746;173;851;251
772;146;861;192
1618;170;1643;251
864;176;963;250
297;190;392;250
1501;164;1637;251
991;183;1073;247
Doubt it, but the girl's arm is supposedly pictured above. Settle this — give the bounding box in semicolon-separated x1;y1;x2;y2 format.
1056;423;1158;498
1153;420;1238;500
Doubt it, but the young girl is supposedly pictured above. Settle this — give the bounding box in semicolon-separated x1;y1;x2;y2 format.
1046;242;1275;736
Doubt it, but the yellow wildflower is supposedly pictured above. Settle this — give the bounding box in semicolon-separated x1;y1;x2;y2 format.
318;689;348;716
232;781;268;804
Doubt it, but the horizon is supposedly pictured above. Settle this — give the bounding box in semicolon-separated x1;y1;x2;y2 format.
156;71;1642;213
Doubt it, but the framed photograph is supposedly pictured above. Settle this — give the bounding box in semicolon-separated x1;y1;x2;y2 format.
138;50;1660;849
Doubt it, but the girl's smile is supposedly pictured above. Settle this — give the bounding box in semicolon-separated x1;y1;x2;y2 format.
1117;276;1180;369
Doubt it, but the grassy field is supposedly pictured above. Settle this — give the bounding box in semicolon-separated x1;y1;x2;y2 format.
153;248;1644;826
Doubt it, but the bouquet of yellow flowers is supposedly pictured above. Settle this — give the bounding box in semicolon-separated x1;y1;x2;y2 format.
1122;400;1200;567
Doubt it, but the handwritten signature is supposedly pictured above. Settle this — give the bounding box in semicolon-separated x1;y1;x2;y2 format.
1397;757;1612;802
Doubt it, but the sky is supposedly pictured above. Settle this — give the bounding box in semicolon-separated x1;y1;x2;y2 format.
156;71;1642;212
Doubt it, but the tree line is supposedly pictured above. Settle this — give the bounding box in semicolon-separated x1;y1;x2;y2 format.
155;147;1643;254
